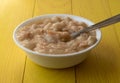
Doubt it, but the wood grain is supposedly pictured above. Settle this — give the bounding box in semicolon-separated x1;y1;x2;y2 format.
0;0;34;83
72;0;120;83
23;0;75;83
34;0;72;16
24;60;75;83
108;0;120;47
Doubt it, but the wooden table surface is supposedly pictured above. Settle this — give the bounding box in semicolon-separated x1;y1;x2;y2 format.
0;0;120;83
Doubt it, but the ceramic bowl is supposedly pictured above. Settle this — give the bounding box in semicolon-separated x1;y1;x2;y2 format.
13;14;101;69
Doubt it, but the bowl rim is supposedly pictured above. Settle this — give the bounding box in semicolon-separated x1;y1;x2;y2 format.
13;14;102;57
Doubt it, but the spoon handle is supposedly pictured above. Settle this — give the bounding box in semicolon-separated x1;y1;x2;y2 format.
85;14;120;31
72;14;120;38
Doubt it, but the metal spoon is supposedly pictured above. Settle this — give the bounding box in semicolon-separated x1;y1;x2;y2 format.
71;14;120;39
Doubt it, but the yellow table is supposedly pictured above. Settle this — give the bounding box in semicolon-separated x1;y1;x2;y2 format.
0;0;120;83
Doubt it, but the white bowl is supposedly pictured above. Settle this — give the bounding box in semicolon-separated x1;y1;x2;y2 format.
13;14;101;69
